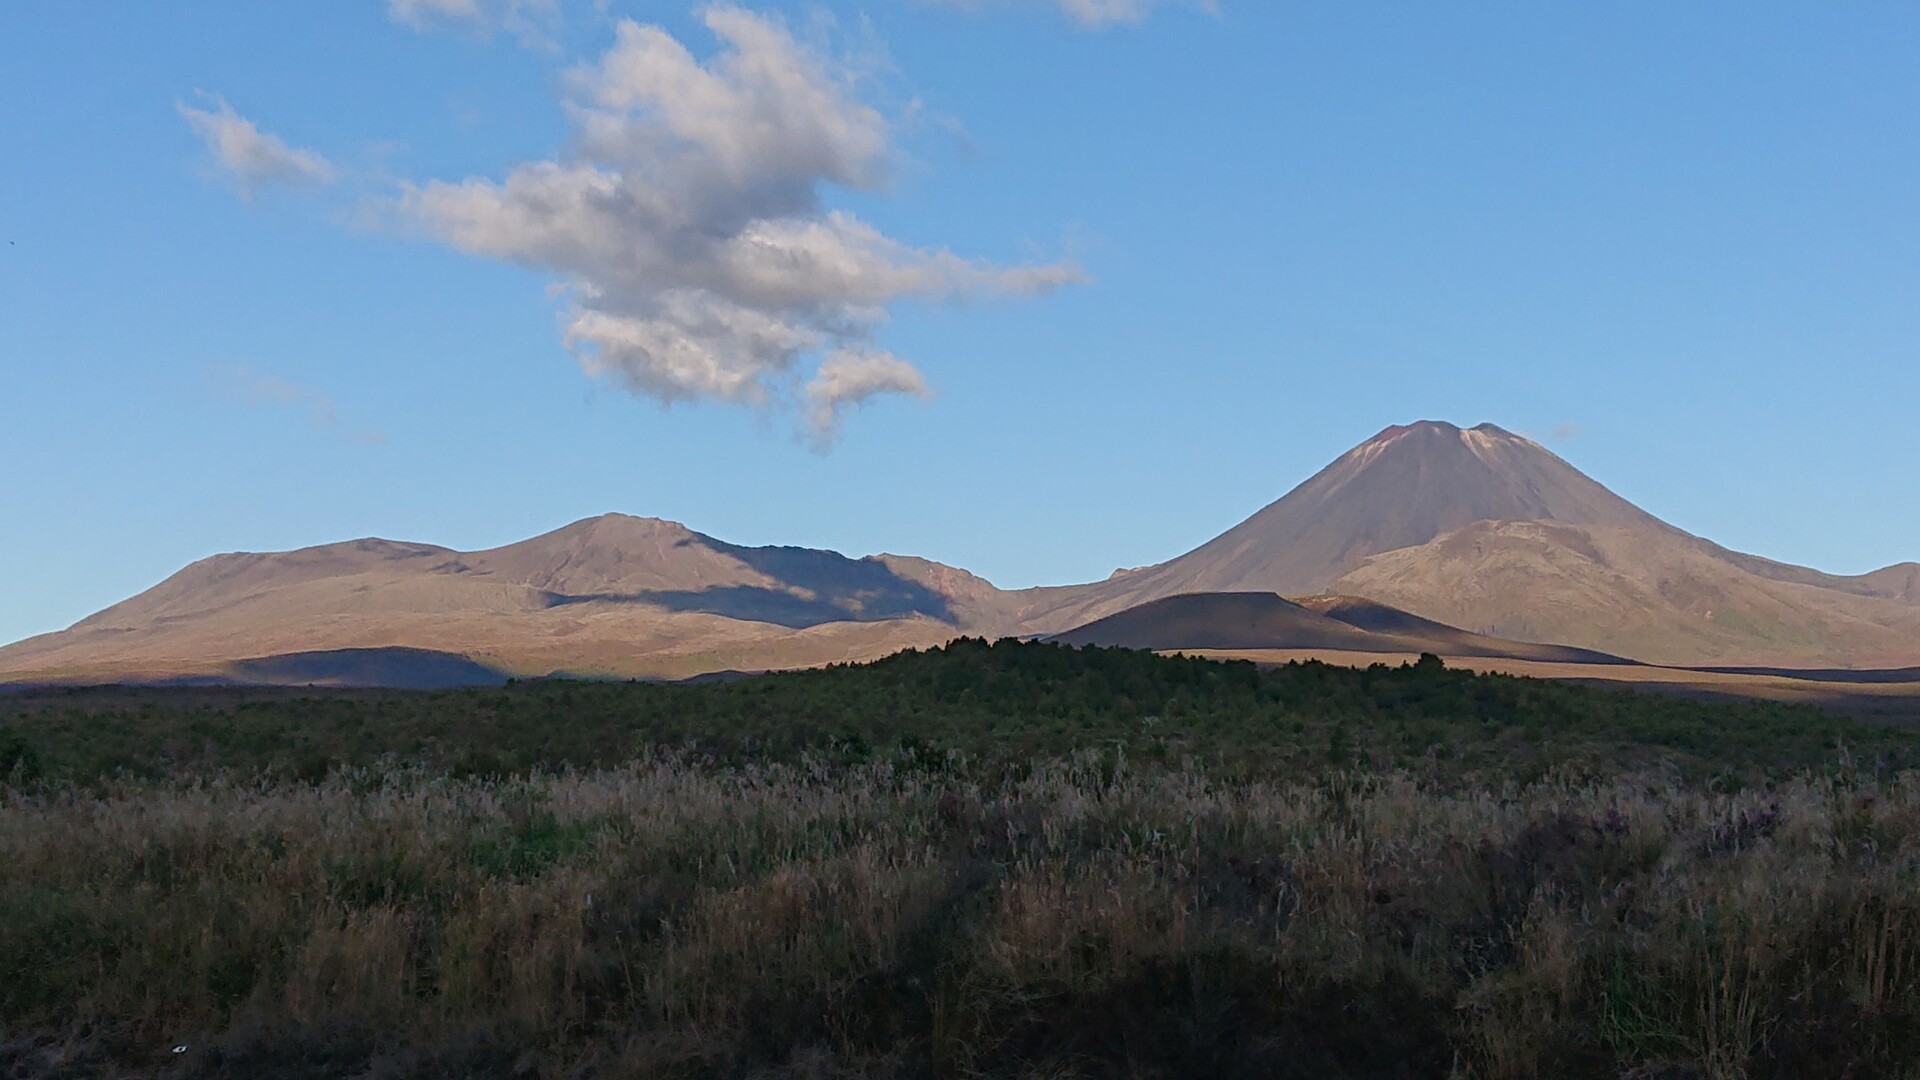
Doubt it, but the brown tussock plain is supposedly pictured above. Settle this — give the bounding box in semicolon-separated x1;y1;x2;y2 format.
7;753;1920;1077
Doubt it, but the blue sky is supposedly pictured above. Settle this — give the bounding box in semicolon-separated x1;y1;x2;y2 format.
4;1;1918;646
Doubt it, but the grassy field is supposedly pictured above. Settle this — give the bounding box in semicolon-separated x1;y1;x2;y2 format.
5;641;1920;1078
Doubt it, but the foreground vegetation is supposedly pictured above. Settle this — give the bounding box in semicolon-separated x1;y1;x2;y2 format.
5;639;1911;786
5;641;1920;1077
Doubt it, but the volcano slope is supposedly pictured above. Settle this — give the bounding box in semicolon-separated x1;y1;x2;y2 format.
1017;422;1920;668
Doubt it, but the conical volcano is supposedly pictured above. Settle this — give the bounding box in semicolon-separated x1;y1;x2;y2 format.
1026;421;1920;666
1056;421;1657;612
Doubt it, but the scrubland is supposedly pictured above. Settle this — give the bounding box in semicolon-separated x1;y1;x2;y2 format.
4;643;1919;1078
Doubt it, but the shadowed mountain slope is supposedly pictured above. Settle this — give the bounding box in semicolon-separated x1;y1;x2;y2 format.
1050;593;1387;652
1295;595;1628;664
462;515;962;626
0;647;510;692
220;647;510;689
1051;592;1631;665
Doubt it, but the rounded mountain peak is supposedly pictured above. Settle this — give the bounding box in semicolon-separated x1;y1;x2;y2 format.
573;512;693;534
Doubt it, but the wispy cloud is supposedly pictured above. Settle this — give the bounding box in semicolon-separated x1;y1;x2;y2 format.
177;95;335;197
385;0;561;49
924;0;1217;30
1055;0;1216;29
216;367;385;445
393;6;1080;444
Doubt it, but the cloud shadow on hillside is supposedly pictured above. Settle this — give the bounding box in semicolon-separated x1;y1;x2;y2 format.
554;580;955;630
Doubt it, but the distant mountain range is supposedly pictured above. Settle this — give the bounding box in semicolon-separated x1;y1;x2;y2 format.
4;421;1916;685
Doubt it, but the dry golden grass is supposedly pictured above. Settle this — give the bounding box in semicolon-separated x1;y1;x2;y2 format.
7;752;1920;1077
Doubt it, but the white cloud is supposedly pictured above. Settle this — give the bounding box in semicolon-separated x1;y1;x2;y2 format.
177;96;335;196
386;0;561;48
397;6;1080;443
806;349;931;444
